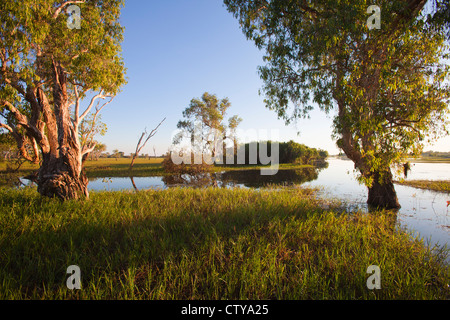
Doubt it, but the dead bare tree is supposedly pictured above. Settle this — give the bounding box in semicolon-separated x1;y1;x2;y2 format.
130;118;166;172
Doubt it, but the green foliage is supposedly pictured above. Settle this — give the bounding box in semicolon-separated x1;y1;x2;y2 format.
224;0;450;186
0;0;126;101
238;140;328;165
0;0;126;171
174;92;242;155
88;142;107;161
279;140;328;164
0;132;17;161
111;149;124;159
79;113;107;153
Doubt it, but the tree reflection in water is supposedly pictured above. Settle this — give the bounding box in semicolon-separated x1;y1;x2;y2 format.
162;172;222;188
162;162;328;189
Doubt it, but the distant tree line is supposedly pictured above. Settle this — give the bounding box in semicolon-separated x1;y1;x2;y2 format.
163;140;328;174
100;150;163;160
421;151;450;159
238;140;328;166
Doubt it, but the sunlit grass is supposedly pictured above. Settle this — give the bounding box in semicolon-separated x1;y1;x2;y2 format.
0;186;448;300
84;157;165;177
395;180;450;193
410;157;450;163
0;158;167;185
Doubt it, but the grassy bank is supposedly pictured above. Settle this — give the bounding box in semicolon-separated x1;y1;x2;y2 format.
84;158;165;177
0;186;448;300
409;157;450;163
395;180;450;193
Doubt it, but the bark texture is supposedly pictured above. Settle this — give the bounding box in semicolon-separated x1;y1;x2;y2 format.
35;61;87;200
1;61;92;200
367;170;401;210
37;167;89;200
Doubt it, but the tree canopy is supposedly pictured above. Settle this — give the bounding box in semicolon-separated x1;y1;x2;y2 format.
0;0;126;199
174;92;242;163
224;0;450;208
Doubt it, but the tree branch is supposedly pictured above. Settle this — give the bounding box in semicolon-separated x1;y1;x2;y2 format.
0;122;14;133
79;95;114;158
53;0;86;19
73;85;80;124
77;90;112;123
130;118;166;171
0;99;30;128
0;121;39;163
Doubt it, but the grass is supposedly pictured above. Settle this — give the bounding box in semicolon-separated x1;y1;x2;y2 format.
0;158;167;185
334;155;450;163
84;158;165;177
409;157;450;163
83;158;316;177
395;180;450;193
0;186;448;300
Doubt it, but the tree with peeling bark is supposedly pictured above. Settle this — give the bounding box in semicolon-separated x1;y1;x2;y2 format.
0;0;126;200
224;0;450;209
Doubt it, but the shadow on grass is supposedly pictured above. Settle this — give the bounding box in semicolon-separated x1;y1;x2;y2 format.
1;187;448;299
0;188;326;296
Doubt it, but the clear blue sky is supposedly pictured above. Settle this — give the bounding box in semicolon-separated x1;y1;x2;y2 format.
98;0;450;156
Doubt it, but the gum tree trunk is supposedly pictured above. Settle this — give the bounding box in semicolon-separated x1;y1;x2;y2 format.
367;170;401;210
340;134;401;210
36;61;88;200
37;154;89;200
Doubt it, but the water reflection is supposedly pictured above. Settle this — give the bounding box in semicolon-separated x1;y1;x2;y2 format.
162;172;222;188
302;159;449;259
161;166;326;189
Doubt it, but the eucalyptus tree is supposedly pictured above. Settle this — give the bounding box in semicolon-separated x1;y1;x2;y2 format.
0;0;126;200
174;92;242;163
224;0;450;209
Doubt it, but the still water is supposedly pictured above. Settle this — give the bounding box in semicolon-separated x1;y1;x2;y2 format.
302;159;450;252
88;159;449;253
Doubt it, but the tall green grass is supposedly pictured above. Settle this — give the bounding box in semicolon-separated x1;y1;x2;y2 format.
0;186;448;299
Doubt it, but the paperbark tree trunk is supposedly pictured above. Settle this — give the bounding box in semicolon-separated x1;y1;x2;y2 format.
36;61;88;200
37;154;89;200
367;170;401;210
339;131;401;210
